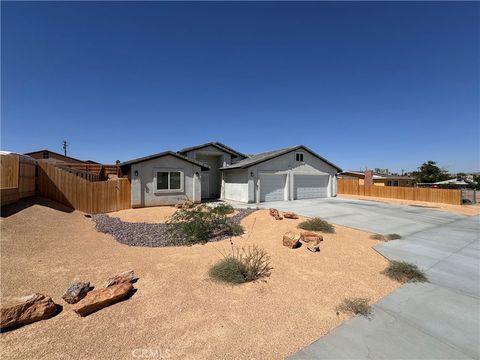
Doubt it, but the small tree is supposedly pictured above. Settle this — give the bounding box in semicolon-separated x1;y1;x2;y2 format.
411;161;450;184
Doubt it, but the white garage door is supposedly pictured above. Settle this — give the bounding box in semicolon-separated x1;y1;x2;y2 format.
260;173;286;202
294;174;329;199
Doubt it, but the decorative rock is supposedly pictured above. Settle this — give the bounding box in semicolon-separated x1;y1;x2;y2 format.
283;212;299;219
104;270;138;288
73;283;133;317
269;208;283;220
0;293;58;330
300;232;324;243
307;239;321;252
62;282;91;304
283;231;301;249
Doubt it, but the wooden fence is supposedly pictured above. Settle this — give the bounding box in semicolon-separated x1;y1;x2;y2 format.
37;162;131;213
1;153;36;205
338;178;461;205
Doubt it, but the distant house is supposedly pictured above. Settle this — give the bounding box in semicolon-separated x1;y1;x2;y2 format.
25;149;88;164
120;142;342;207
340;171;414;187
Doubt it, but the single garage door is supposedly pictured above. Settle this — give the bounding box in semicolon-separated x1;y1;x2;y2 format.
294;174;329;199
260;173;286;202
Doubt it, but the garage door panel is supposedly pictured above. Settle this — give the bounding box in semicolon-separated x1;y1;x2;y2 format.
260;174;286;202
295;175;329;199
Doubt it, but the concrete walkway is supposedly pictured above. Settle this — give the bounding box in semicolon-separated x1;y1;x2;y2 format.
235;198;480;359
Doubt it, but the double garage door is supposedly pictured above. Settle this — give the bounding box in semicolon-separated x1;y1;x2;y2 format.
259;173;330;202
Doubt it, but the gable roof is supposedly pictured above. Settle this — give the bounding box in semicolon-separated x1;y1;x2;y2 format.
24;149;86;163
220;145;342;172
119;151;210;170
178;142;246;159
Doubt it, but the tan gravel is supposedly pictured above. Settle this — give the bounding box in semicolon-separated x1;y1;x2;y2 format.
109;206;178;223
1;198;399;360
339;194;480;216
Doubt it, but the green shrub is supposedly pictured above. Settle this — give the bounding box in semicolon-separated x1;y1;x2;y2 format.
370;233;402;241
209;245;273;284
336;297;372;317
167;205;243;245
211;203;235;215
298;217;335;233
382;261;427;283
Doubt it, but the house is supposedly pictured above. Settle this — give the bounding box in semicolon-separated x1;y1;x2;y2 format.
25;149;88;164
120;142;341;207
340;171;414;187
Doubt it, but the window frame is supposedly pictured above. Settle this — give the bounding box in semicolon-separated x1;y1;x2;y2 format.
154;169;184;193
295;152;304;162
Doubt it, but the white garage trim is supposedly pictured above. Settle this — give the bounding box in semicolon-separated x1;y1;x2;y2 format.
294;174;329;199
259;173;287;202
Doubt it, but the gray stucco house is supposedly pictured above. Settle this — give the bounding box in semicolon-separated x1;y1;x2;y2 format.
120;142;342;207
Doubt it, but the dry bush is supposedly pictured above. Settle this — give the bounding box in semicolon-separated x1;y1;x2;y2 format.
382;261;427;283
336;297;372;317
298;217;335;233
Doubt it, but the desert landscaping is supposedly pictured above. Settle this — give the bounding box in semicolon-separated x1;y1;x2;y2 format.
0;198;400;360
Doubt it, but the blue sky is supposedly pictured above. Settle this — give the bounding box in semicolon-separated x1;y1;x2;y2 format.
2;2;479;173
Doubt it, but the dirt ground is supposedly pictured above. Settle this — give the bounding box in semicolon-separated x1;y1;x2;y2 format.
338;194;480;216
110;206;178;223
0;198;399;360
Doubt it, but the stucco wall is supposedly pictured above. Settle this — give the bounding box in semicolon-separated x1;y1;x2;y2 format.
130;155;201;207
222;169;249;202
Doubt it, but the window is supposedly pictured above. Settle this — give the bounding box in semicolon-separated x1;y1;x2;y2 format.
43;151;49;159
156;171;183;191
295;153;304;162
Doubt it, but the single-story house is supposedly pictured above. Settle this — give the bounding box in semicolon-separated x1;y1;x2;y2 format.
120;142;342;207
25;149;88;164
339;171;414;187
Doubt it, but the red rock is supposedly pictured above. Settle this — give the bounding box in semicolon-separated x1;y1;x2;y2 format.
307;239;321;252
300;232;324;243
104;270;138;288
283;231;301;248
269;208;283;220
0;293;58;330
73;283;133;317
283;212;299;219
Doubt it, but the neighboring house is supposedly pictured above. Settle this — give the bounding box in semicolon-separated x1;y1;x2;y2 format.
340;171;414;187
120;142;341;206
25;149;88;164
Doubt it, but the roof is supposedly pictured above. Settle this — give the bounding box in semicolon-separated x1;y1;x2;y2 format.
220;145;342;172
24;149;86;163
434;179;469;185
178;142;246;158
341;171;414;180
119;151;210;170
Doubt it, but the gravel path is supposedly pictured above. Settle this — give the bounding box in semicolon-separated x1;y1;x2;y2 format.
92;208;257;247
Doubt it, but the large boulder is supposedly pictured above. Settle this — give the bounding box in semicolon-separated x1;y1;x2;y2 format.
307;239;321;252
62;282;91;304
0;293;59;330
283;231;301;249
300;232;323;243
73;283;134;317
104;270;138;288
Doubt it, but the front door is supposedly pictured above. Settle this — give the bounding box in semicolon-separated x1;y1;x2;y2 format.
201;173;210;199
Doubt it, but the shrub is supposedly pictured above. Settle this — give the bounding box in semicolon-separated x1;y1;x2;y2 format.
211;203;235;215
336;297;372;317
370;233;402;241
167;205;243;245
298;217;335;233
382;261;428;283
209;245;273;284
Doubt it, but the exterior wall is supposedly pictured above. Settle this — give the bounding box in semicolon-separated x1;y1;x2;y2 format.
223;150;338;203
222;169;249;202
130;155;200;207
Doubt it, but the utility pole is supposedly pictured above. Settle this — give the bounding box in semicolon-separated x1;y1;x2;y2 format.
62;140;68;156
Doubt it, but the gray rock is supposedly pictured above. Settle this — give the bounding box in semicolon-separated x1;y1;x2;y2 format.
62;282;91;304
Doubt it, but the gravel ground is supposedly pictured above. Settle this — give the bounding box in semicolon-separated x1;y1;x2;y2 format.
92;208;257;247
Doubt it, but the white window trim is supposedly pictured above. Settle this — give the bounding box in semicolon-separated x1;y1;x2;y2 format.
295;152;305;162
154;169;185;193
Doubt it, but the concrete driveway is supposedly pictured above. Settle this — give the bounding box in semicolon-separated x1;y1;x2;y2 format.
230;197;480;359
